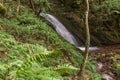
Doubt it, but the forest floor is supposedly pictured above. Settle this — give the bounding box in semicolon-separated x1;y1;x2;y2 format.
91;45;120;80
1;21;120;80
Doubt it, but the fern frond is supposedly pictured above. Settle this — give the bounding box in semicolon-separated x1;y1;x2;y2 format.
23;50;62;66
52;64;79;75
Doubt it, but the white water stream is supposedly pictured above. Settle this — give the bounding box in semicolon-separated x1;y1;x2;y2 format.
40;12;99;51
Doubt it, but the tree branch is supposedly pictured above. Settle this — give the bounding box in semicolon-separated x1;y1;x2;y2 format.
77;0;90;79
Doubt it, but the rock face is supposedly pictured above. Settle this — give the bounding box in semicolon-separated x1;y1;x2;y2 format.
50;0;120;46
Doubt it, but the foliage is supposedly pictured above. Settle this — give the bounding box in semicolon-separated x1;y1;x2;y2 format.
3;0;18;17
113;62;120;78
74;0;81;4
111;54;120;79
0;3;6;16
0;31;78;80
0;12;83;66
86;61;101;80
1;0;115;79
54;0;120;45
96;0;120;14
88;0;120;45
0;0;84;79
33;0;50;11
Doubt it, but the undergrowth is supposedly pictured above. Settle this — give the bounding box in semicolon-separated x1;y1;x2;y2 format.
0;2;82;80
0;31;78;80
0;0;102;79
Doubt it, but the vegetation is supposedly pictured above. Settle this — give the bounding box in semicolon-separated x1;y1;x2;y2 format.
0;3;6;17
51;0;120;45
0;0;119;80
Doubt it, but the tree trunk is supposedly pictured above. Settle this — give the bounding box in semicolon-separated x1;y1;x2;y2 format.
16;0;20;17
77;0;90;79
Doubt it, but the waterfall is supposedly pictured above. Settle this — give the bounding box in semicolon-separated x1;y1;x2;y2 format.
40;12;79;46
40;12;99;51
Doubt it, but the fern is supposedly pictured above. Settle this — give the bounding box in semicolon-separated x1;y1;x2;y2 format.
86;61;102;80
0;13;83;66
0;1;83;79
0;32;77;79
23;50;62;65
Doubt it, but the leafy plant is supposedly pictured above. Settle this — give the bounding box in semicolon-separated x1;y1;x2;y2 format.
111;54;120;79
0;31;79;80
95;0;120;14
0;1;83;79
86;61;101;80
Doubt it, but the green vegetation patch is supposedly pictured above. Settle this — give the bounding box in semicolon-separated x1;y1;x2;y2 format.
0;1;83;79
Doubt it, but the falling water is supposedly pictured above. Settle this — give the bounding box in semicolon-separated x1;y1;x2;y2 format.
40;12;79;46
40;12;99;51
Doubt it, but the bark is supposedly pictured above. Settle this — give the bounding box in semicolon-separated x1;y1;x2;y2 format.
77;0;90;79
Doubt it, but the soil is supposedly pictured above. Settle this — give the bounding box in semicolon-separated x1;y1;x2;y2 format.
91;45;120;80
